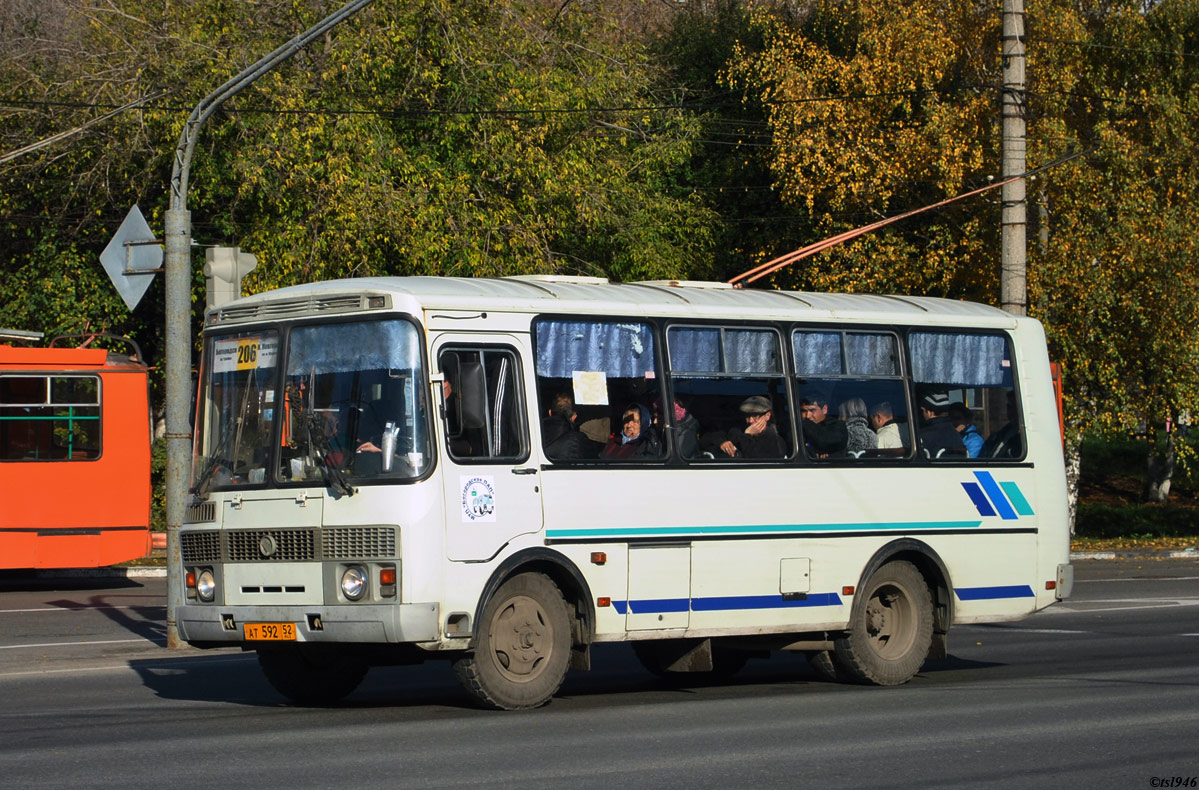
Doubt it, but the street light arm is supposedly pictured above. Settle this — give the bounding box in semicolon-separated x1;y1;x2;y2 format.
169;0;378;211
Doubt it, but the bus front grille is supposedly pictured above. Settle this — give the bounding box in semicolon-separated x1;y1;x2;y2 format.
323;526;397;560
180;530;221;564
227;529;316;562
180;527;396;564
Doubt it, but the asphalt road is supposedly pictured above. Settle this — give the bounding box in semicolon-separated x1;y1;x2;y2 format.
0;560;1196;789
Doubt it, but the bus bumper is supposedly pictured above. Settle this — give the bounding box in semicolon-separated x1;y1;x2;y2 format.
176;601;441;644
1055;563;1074;600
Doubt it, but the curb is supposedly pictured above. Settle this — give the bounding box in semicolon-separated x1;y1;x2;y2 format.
1071;548;1198;561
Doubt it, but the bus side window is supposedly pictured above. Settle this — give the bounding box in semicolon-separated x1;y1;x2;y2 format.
668;325;790;461
794;330;909;461
532;318;662;462
908;332;1020;462
439;347;527;462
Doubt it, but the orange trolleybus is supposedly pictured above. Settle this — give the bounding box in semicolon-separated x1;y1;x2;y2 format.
0;331;152;569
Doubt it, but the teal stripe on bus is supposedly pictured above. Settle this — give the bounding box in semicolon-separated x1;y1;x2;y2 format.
998;481;1035;516
545;520;983;538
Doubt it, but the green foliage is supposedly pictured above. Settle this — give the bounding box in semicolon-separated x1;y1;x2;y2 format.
1074;503;1199;540
1030;0;1199;459
151;437;167;531
723;0;1000;297
0;0;721;381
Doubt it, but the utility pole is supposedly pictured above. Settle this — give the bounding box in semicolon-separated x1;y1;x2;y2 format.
163;0;377;648
1000;0;1027;316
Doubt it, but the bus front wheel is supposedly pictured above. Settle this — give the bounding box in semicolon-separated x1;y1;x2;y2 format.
831;560;933;686
453;572;572;710
257;645;368;705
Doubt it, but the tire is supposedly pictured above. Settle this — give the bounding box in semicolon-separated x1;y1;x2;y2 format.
453;573;572;710
830;560;934;686
257;645;368;705
808;650;854;683
632;640;749;681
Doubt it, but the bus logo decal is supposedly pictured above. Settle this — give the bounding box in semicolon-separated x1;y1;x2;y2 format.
460;476;496;523
961;471;1035;520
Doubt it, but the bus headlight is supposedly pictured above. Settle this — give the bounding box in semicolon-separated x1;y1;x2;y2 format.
196;569;216;602
341;566;368;601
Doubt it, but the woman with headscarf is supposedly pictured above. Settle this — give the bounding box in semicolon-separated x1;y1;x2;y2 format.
840;397;877;455
601;402;661;459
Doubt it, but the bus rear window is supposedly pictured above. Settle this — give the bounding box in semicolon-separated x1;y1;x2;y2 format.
0;375;101;461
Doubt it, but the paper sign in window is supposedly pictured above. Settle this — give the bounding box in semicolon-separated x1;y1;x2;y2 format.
572;371;609;405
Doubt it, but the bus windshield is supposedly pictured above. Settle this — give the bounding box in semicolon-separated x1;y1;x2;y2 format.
192;318;430;496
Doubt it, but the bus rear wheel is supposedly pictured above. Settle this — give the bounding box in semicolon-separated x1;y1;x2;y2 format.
257;645;368;705
453;573;571;710
830;560;933;686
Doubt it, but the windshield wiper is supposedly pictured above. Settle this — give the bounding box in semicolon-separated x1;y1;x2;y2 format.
299;411;355;497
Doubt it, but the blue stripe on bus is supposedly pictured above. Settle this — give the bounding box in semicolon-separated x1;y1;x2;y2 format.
611;593;843;616
973;471;1018;520
955;584;1035;601
961;482;997;517
691;593;843;611
625;598;690;615
545;521;983;539
999;481;1035;516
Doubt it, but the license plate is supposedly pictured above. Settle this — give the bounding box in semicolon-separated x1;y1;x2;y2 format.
243;622;296;641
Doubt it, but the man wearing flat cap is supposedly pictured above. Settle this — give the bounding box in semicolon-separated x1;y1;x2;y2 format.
702;394;787;459
917;390;966;458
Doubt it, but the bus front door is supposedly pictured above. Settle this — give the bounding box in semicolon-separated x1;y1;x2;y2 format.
435;340;543;562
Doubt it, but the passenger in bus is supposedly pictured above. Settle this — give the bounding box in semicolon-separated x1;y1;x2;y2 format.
870;401;907;450
651;394;700;459
839;397;877;455
600;403;661;459
981;391;1022;458
702;395;786;459
800;393;847;459
917;391;967;457
541;392;601;460
947;402;984;458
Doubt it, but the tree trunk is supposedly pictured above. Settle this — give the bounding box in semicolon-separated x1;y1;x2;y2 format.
1143;427;1176;503
1064;428;1082;534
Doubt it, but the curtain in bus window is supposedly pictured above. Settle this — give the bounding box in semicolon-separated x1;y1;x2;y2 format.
845;334;899;376
669;327;780;374
668;327;721;373
534;321;655;378
725;329;781;374
909;333;1006;385
792;332;842;375
287;320;418;375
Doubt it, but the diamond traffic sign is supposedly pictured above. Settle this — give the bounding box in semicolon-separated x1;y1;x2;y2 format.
100;205;163;311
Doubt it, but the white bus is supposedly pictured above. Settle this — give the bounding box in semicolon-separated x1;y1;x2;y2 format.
178;276;1072;709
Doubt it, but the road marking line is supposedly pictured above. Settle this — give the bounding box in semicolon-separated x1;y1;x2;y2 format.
0;638;156;650
1077;576;1199;583
1045;600;1199;614
0;653;253;680
990;628;1089;634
